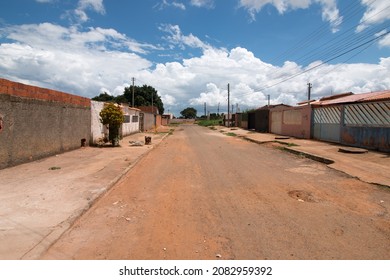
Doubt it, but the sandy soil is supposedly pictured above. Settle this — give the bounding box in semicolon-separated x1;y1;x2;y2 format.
42;124;390;260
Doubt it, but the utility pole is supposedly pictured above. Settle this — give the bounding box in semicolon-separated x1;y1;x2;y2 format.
204;102;206;118
307;82;312;101
227;83;230;127
267;94;270;106
131;77;135;107
152;91;155;128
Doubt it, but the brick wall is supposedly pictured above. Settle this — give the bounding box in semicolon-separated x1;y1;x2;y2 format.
0;78;90;107
0;78;91;169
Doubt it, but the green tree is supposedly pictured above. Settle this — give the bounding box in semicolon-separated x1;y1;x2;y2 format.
180;107;197;119
92;92;115;102
92;85;165;114
99;103;125;146
123;85;164;114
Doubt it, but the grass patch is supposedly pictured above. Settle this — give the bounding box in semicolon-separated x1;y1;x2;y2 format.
196;119;222;127
225;132;237;137
287;142;299;147
275;141;299;147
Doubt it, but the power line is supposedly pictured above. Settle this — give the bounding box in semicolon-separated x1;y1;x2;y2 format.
233;4;390;99
252;29;390;93
271;0;367;66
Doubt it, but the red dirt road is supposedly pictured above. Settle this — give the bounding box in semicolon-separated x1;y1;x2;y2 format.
42;124;390;259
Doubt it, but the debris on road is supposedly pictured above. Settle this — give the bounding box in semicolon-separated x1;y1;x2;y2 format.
48;166;61;170
129;141;143;146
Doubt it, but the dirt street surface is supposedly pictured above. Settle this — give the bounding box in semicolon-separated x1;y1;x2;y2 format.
42;124;390;260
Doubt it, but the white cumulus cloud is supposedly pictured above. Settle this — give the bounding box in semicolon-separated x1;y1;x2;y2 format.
239;0;342;32
1;22;390;116
0;23;152;97
357;0;390;32
191;0;215;9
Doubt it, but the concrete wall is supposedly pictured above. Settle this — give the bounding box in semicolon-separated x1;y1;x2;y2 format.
156;115;162;128
161;116;169;126
142;112;155;132
90;101;107;144
122;106;140;136
0;78;91;169
270;105;311;139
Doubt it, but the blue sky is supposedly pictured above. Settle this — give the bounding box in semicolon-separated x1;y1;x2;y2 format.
1;0;390;116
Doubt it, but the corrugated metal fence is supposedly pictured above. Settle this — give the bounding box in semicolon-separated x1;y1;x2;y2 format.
344;102;390;126
313;101;390;151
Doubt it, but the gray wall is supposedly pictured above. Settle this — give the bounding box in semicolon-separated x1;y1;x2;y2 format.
141;112;155;132
0;80;91;169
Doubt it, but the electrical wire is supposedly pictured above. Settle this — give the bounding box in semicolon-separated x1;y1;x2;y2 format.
234;1;390;98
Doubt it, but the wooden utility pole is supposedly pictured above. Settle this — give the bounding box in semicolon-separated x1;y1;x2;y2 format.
227;83;230;127
131;77;135;107
307;83;312;101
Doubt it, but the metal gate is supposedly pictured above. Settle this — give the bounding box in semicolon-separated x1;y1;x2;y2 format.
270;111;282;135
312;106;341;143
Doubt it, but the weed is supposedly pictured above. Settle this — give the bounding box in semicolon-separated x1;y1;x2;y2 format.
197;119;223;127
226;132;237;137
49;166;61;170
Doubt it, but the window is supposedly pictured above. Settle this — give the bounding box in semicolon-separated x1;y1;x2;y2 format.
124;115;131;123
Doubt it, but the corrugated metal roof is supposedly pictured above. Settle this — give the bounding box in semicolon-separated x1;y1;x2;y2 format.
313;90;390;106
362;90;390;101
256;104;291;110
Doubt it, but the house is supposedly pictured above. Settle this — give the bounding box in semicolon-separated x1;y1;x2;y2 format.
268;104;312;139
228;90;389;152
311;90;390;152
138;106;160;132
90;101;140;144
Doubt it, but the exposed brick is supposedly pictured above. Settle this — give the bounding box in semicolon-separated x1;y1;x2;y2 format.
0;78;91;107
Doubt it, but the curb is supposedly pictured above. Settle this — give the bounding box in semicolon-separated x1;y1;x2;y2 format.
25;132;171;260
242;136;273;145
281;147;334;165
241;135;334;165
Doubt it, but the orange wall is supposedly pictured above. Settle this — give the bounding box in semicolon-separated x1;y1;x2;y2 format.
0;78;90;107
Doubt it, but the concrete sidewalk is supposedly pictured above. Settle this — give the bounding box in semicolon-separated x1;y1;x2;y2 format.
219;126;390;187
0;131;169;260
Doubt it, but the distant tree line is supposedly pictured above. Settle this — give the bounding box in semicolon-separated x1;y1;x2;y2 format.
179;107;223;120
92;85;164;115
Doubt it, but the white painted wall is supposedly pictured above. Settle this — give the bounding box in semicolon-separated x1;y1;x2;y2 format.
90;101;106;144
121;107;140;136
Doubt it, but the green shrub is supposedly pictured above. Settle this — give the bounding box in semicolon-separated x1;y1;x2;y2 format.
100;103;124;146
